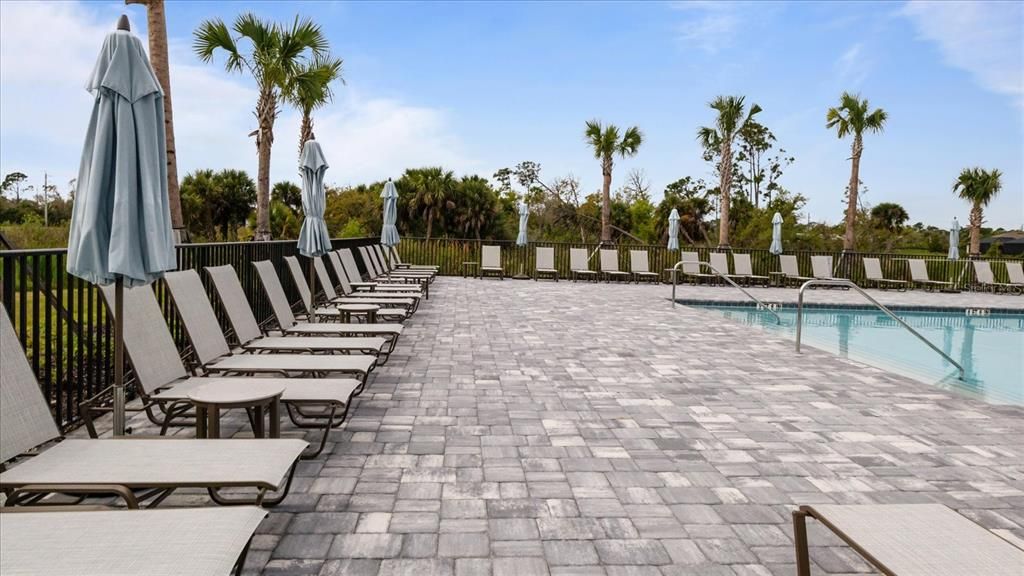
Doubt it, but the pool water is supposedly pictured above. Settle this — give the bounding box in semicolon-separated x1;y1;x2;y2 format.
693;305;1024;405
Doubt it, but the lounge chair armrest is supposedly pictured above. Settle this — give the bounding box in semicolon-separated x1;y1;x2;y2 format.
8;483;140;509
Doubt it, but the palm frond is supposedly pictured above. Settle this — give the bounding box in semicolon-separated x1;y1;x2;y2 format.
193;18;244;71
696;126;719;150
618;126;643;157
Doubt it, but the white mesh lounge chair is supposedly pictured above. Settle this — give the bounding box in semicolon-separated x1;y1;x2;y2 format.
359;246;432;290
369;245;434;280
778;255;813;286
972;260;1020;294
283;256;409;322
792;504;1024;576
629;250;659;284
535;247;558;281
0;304;307;507
810;255;835;279
481;245;504;279
311;256;419;313
709;252;732;285
251;259;404;356
732;253;769;286
679;252;715;285
388;245;439;271
600;249;630;283
908;259;952;292
1;507;268;576
1007;262;1024;287
569;248;597;282
863;257;907;291
330;250;423;295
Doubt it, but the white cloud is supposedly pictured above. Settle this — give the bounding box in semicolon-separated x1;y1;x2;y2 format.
671;1;741;54
835;43;870;88
902;1;1024;104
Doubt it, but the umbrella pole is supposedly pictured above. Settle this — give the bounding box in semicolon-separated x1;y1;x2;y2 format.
308;257;318;323
113;276;126;436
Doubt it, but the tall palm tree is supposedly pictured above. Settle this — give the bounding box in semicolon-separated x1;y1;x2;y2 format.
584;120;643;243
194;13;328;241
126;0;183;239
455;175;497;240
406;167;456;241
826;92;887;251
953;167;1002;257
283;53;344;158
697;95;761;248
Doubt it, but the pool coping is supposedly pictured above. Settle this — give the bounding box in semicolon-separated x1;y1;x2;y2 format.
673;299;1024;315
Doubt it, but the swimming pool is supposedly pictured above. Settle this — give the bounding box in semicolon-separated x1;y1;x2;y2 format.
691;304;1024;405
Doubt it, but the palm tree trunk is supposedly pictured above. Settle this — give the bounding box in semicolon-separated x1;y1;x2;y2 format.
298;110;314;159
600;158;613;244
126;0;183;239
718;141;732;248
254;89;276;241
843;135;863;251
969;201;982;257
426;207;433;241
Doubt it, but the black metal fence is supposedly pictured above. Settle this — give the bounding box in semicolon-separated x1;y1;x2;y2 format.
0;237;377;431
396;237;1022;286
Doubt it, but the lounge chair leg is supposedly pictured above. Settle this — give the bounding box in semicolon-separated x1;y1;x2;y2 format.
792;508;812;576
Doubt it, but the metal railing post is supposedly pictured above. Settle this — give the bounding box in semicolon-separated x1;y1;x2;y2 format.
669;260;781;323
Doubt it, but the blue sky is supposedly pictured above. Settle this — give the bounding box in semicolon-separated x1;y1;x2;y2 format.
1;1;1021;228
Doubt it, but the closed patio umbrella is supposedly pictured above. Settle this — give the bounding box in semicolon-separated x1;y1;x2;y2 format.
516;202;529;246
769;212;784;255
298;139;331;319
380;179;400;247
66;15;176;436
667;208;680;250
948;217;960;260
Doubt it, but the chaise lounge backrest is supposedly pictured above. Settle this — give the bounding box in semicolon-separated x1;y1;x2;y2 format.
908;259;932;282
599;249;620;272
314;257;342;300
863;257;884;281
482;246;501;269
569;248;590;271
205;265;264;346
284;256;314;312
339;249;365;282
253;260;298;329
680;251;701;274
780;255;801;277
1;304;61;463
811;255;833;279
973;260;996;284
733;253;755;276
163;269;233;366
709;252;730;275
536;247;555;271
629;250;651;274
1007;262;1024;284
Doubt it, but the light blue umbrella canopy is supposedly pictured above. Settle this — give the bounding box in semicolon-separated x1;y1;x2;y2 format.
66;27;175;287
769;212;784;255
380;180;400;247
667;208;680;250
948;217;960;260
516;202;529;246
297;140;331;257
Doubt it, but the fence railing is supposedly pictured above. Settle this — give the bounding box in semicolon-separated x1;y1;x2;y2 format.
0;237;378;432
395;237;1022;287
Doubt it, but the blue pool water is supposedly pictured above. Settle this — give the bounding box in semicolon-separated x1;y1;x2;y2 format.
692;305;1024;405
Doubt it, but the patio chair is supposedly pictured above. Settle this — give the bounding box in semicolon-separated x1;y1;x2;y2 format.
283;256;409;322
679;252;716;285
709;252;732;285
388;245;439;271
251;260;404;357
810;255;835;279
972;260;1020;294
1007;261;1024;287
599;249;630;283
311;256;419;313
358;246;432;286
863;257;907;291
481;245;504;279
908;259;953;292
732;253;769;286
792;503;1024;576
330;250;423;295
629;250;659;284
204;265;387;360
535;246;558;281
778;255;814;286
371;245;435;280
0;303;307;508
1;507;268;576
569;248;597;282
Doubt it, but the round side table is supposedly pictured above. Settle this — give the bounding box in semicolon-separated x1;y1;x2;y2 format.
188;381;285;439
337;303;380;323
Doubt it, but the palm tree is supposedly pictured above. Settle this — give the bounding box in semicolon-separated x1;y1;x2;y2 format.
126;0;184;239
697;95;761;248
953;167;1002;257
826;92;887;251
406;167;456;240
584;120;643;243
194;13;328;241
455;175;497;240
283;53;344;158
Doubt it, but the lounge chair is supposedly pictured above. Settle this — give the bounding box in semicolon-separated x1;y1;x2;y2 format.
679;252;716;285
709;252;732;285
1007;261;1024;287
569;248;597;282
599;249;630;283
370;245;435;281
251;260;404;357
0;303;307;507
908;259;953;292
388;245;439;271
535;246;558;281
778;255;814;286
481;245;504;279
732;253;769;286
810;255;835;279
972;260;1020;294
792;503;1024;576
311;256;420;313
282;257;409;322
1;507;268;576
629;250;659;284
863;257;907;291
330;250;423;295
359;246;432;286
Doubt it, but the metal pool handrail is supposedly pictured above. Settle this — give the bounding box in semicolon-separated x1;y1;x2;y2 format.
796;279;965;380
671;260;782;324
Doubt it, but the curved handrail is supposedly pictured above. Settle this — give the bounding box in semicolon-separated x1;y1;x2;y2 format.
671;260;782;324
796;279;965;380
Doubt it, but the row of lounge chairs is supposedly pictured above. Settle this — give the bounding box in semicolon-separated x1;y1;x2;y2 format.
479;246;664;283
0;243;436;575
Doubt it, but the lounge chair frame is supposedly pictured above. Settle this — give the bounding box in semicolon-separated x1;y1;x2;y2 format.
599;249;630;283
569;248;597;282
629;250;659;284
481;245;504;279
862;257;907;291
534;246;559;281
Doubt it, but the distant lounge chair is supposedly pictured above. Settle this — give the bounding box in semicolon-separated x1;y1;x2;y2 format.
0;303;307;508
810;255;835;279
732;253;769;286
481;245;504;279
629;250;659;284
359;246;432;286
1007;261;1024;287
972;260;1020;294
335;249;427;297
908;259;952;291
1;507;268;576
283;256;409;322
569;248;597;282
709;252;731;285
679;252;715;285
535;247;558;281
388;245;439;271
863;257;907;291
599;249;630;283
792;503;1024;576
311;256;419;313
373;245;435;280
778;255;813;286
